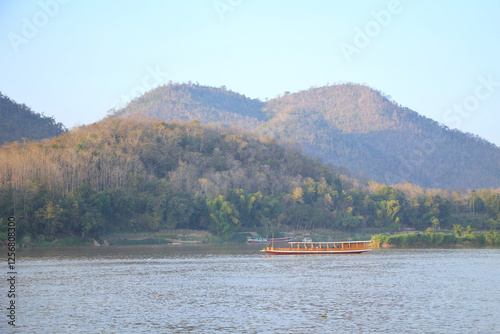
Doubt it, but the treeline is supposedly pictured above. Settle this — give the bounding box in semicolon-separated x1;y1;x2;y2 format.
0;92;66;145
0;118;499;245
372;230;500;247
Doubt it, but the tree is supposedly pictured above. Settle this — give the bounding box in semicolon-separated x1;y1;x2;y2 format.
339;207;362;230
168;196;194;229
478;190;500;218
466;225;473;235
206;195;240;240
292;187;304;204
470;190;485;214
36;201;63;237
80;212;102;238
431;217;440;231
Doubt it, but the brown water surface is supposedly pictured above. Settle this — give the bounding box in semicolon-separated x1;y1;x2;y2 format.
5;245;500;333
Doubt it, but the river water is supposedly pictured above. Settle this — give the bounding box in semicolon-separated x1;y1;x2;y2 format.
3;245;500;333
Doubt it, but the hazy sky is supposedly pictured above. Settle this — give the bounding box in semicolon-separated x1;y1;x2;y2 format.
1;0;499;145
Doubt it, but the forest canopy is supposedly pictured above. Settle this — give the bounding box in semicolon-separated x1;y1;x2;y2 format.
0;118;498;245
0;92;66;145
110;82;500;189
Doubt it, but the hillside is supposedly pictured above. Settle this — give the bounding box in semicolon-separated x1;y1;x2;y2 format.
0;92;66;145
113;83;265;131
1;118;498;245
0;118;343;242
260;84;500;189
111;82;500;189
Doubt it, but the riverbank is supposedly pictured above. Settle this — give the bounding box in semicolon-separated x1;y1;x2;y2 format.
19;230;215;247
15;228;500;248
17;228;381;247
371;230;500;248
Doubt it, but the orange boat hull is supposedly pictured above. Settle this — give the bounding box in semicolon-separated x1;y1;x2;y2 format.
261;240;372;255
261;249;371;255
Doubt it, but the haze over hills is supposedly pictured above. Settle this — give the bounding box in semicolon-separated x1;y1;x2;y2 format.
0;92;66;145
112;82;500;190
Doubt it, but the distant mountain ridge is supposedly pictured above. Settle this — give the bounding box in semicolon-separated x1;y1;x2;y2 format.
112;82;500;189
114;84;266;131
0;92;66;145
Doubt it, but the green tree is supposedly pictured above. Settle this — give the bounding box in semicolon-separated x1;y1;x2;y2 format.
469;190;485;214
478;190;500;218
466;225;473;235
81;212;99;237
431;217;440;231
206;195;240;240
36;201;63;237
453;224;463;237
168;196;194;229
339;207;362;230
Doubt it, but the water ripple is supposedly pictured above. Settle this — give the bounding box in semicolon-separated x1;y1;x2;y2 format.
7;245;500;333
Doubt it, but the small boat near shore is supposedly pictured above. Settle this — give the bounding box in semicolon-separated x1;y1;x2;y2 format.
261;241;372;255
247;236;293;244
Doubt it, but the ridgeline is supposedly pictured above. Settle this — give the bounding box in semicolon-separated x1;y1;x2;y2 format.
0;92;66;146
112;82;500;189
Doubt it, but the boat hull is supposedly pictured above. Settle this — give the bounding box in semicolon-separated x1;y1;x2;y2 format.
260;240;372;255
261;249;372;255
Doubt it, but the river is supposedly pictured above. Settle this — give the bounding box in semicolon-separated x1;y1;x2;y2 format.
3;244;500;333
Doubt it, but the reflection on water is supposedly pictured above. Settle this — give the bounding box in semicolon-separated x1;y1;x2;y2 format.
6;245;500;333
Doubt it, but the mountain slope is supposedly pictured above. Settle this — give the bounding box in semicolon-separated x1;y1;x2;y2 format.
260;84;500;189
0;92;66;145
112;83;500;189
113;83;265;131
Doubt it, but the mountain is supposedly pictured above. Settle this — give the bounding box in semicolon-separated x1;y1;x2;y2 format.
0;92;66;145
113;83;265;131
259;84;500;190
111;82;500;189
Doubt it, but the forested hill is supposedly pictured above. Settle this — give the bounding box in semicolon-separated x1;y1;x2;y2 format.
111;83;500;189
260;84;500;189
113;83;266;131
0;92;66;145
1;118;498;244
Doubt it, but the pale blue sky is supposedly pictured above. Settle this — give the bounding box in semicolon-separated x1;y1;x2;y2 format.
1;0;499;145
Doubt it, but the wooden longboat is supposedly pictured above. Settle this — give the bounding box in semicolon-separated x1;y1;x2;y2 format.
261;241;372;255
